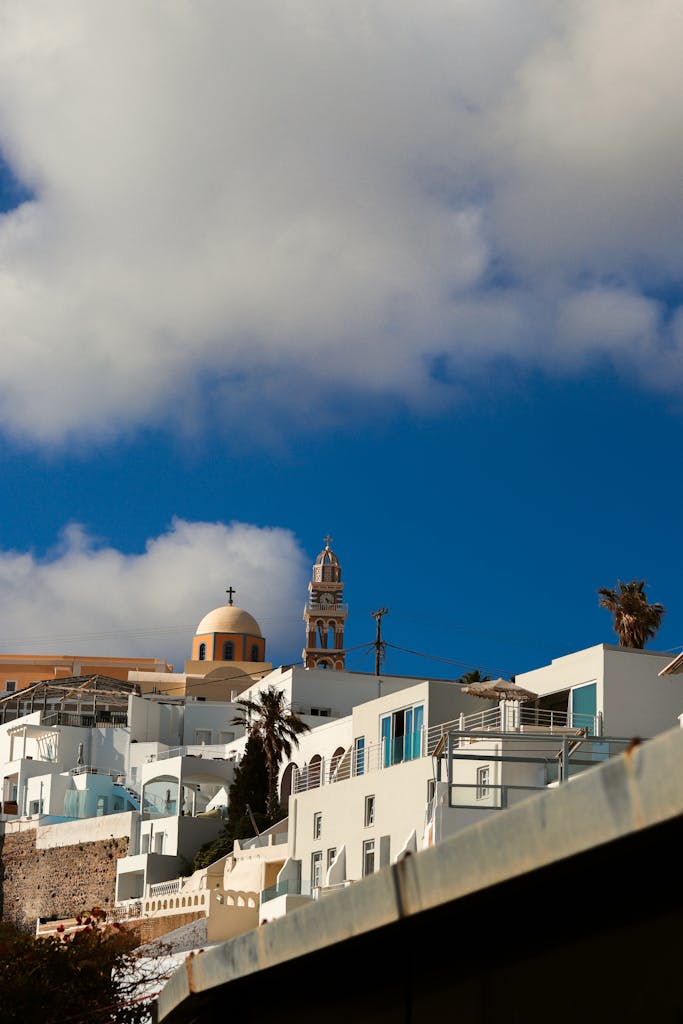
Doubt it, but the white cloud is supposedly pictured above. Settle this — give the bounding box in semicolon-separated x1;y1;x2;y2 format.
554;288;661;362
0;0;681;446
0;519;309;669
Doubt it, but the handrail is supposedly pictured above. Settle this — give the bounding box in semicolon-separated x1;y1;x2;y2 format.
424;707;599;752
42;711;128;729
146;744;238;763
70;765;126;781
448;782;548;809
106;901;142;922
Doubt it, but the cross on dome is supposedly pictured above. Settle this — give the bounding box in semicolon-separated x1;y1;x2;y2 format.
226;586;236;606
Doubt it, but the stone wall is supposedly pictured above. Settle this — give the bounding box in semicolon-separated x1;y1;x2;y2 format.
0;828;129;930
134;911;206;946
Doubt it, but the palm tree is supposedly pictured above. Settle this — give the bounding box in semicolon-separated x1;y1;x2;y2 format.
232;685;310;821
597;579;666;649
455;669;491;686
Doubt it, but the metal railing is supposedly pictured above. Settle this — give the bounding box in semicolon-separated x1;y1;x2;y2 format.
261;878;313;904
43;710;128;729
449;782;548;809
106;901;142;922
441;736;630;809
146;744;238;763
291;706;601;795
70;765;127;782
425;706;599;753
292;734;424;793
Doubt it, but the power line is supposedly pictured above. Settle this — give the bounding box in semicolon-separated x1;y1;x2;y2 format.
384;642;512;679
0;615;307;651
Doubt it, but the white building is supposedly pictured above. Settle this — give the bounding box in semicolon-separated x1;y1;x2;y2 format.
514;642;682;738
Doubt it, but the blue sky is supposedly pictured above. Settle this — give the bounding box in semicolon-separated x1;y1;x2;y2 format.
0;2;680;681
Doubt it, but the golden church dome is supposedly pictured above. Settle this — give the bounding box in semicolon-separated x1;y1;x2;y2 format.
195;605;262;638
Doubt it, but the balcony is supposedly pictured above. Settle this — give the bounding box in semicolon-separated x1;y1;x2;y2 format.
304;602;349;616
291;707;610;796
42;710;128;729
424;705;601;753
145;744;238;764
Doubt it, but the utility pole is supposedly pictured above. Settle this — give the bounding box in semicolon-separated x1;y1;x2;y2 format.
371;608;388;675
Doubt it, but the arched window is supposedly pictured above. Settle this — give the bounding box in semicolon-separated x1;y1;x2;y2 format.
198;643;206;661
250;644;259;661
222;641;234;661
309;754;323;789
329;746;345;782
280;762;296;805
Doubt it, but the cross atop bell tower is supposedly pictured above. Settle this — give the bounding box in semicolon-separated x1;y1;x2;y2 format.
302;536;348;670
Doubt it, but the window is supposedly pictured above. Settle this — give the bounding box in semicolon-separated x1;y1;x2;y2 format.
141;834;150;854
195;729;212;745
476;765;490;800
364;795;375;827
311;850;323;888
362;839;375;877
381;703;424;767
154;832;164;854
327;847;337;870
354;737;365;776
5;680;16;693
570;682;597;730
250;645;259;661
313;811;322;840
219;731;235;744
198;642;207;661
222;641;234;661
96;795;108;816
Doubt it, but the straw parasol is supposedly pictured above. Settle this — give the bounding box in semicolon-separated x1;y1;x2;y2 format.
460;677;538;702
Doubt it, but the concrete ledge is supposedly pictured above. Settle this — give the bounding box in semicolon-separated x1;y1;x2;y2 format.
155;724;683;1021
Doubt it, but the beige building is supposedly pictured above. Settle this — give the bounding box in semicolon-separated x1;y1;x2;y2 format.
0;654;171;696
129;597;272;702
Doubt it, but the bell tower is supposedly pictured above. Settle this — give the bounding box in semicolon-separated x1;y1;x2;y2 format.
302;536;348;670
